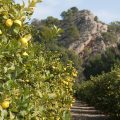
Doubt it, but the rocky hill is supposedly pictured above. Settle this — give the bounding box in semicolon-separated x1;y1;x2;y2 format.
32;7;120;61
59;8;120;61
68;10;108;56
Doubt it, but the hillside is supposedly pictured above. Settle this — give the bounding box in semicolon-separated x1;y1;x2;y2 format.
31;7;120;80
32;7;120;62
59;8;120;62
61;9;108;59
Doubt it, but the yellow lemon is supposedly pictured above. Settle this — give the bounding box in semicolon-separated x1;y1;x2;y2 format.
64;68;66;71
23;52;28;56
56;118;60;120
0;30;2;35
63;81;68;85
14;20;22;27
72;72;77;77
1;101;10;109
20;37;28;47
5;19;13;27
24;34;32;41
26;80;30;83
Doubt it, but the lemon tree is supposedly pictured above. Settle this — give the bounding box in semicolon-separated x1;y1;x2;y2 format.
0;0;77;119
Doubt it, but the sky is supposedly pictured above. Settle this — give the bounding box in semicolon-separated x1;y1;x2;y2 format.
15;0;120;24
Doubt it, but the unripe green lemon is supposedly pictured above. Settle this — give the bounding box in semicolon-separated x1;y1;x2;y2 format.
1;101;10;109
14;20;22;27
5;19;13;27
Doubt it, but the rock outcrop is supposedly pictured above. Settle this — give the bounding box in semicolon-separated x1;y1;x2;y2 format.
68;10;108;58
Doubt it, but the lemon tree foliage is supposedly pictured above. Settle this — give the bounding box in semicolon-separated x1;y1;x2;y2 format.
76;65;120;117
0;0;77;119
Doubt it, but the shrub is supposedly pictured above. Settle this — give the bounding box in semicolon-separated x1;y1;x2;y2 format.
76;65;120;117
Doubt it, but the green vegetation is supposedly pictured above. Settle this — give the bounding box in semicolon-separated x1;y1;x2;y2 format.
61;25;80;47
102;32;117;44
1;1;120;118
76;65;120;117
83;45;120;79
31;14;82;80
61;7;79;21
94;16;98;22
0;0;77;119
32;7;80;47
109;21;120;33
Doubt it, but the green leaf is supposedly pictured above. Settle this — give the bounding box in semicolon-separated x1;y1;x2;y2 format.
4;67;8;73
13;28;19;34
9;111;15;120
63;111;71;120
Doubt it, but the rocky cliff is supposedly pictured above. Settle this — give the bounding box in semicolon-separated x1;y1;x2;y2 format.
32;8;120;61
67;10;108;58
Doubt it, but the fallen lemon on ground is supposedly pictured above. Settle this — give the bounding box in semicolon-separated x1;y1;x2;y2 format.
14;20;22;27
1;101;10;109
5;19;13;27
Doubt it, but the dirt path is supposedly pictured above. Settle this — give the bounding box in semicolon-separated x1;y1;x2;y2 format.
71;101;109;120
